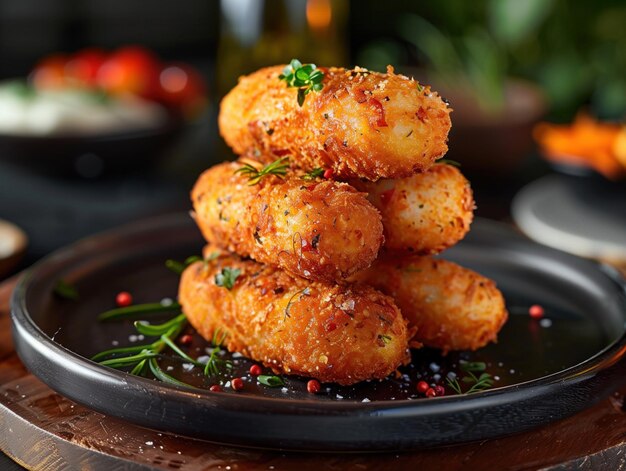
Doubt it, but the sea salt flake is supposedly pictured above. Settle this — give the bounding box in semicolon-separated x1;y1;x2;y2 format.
540;318;553;328
362;398;371;403
197;355;210;364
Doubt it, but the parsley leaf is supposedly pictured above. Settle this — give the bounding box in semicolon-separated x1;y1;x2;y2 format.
279;59;325;106
215;267;241;290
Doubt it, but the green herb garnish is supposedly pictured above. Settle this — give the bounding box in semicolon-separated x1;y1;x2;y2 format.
278;59;324;106
257;375;285;387
446;360;494;395
94;307;232;386
53;279;79;301
204;328;232;376
302;167;325;181
235;157;290;185
98;302;181;322
93;310;193;387
378;334;392;345
165;255;204;275
215;267;241;290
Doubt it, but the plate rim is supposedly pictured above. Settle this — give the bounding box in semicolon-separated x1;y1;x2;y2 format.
10;214;626;416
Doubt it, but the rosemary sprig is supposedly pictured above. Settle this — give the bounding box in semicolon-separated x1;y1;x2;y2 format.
302;167;324;181
93;318;185;368
98;302;181;322
204;328;233;376
235;157;290;185
149;358;191;387
203;347;233;376
93;306;232;387
279;59;324;106
446;360;494;395
134;313;187;336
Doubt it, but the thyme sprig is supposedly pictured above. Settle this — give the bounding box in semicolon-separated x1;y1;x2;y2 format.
235;157;290;185
278;59;324;106
446;360;494;395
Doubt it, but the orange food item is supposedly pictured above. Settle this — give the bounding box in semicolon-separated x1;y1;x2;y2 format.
30;54;68;90
191;161;383;282
179;249;410;385
350;163;474;255
219;65;451;181
534;113;626;180
352;255;508;353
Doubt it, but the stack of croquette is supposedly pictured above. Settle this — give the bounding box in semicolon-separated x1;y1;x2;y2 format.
179;63;507;385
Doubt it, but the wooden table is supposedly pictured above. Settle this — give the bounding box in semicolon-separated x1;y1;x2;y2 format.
2;277;626;470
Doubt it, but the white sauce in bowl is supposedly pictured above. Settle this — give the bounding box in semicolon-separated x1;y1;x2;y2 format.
0;82;168;136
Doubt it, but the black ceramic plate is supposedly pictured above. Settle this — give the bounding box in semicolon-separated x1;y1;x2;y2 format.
10;214;626;451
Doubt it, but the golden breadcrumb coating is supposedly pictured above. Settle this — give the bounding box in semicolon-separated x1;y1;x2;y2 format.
191;161;383;283
350;164;474;254
219;65;451;181
179;249;410;385
352;255;508;353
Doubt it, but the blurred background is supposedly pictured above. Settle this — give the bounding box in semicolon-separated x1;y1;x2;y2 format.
0;0;625;280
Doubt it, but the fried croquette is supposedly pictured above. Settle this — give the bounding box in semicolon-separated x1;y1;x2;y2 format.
179;249;410;385
219;65;451;181
351;163;474;254
353;255;508;353
191;161;384;283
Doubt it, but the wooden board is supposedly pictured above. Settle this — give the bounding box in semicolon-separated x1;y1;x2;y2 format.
2;276;626;471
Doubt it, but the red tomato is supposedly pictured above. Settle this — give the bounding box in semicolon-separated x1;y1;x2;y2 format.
158;63;207;117
96;46;161;99
30;54;68;90
65;48;106;86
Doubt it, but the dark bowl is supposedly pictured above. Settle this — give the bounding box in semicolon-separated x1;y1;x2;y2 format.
0;114;183;178
9;214;626;451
